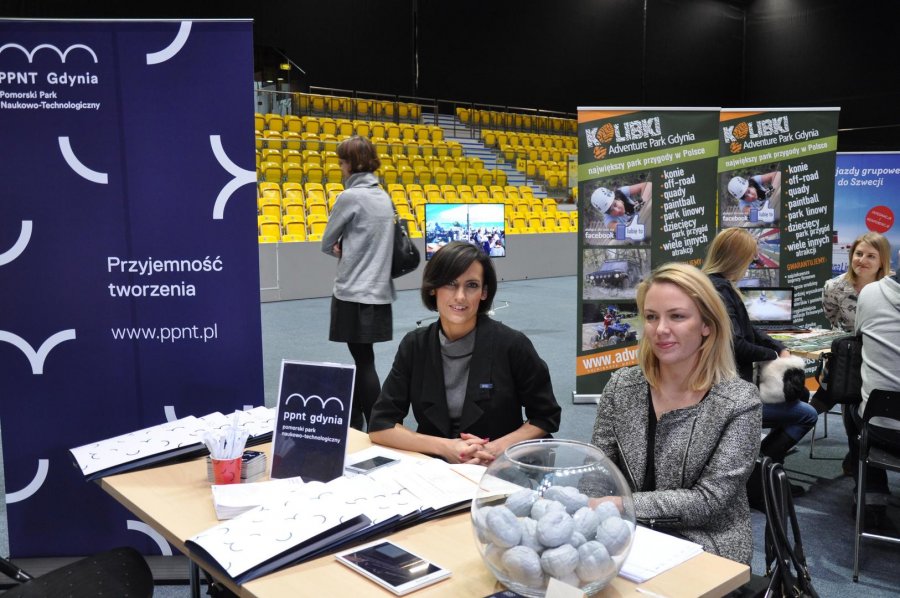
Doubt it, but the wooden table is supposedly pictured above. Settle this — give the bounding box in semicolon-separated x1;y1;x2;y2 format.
100;431;749;597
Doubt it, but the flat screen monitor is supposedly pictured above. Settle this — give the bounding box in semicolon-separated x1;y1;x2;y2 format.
424;203;506;260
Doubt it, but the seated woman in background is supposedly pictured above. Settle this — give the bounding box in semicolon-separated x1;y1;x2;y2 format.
590;263;761;564
813;232;891;417
368;241;561;464
702;227;817;468
822;231;892;334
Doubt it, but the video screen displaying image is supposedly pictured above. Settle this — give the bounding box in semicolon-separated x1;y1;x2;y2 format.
425;203;506;259
741;288;792;323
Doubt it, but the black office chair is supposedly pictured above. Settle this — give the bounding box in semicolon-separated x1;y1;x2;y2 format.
853;389;900;582
0;547;153;597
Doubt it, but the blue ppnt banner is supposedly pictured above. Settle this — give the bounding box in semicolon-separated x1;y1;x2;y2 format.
0;20;263;557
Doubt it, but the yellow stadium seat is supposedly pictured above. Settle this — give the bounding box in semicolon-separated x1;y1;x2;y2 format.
381;165;398;186
307;214;328;236
307;233;323;242
258;181;281;199
353;120;370;138
283;197;304;217
282;182;304;198
301;132;321;152
263;130;283;150
285;114;302;134
254;112;265;131
283;149;302;166
415;167;432;186
265;113;285;133
282;162;303;184
259;220;282;240
283;215;307;237
258;235;278;244
281;233;307;242
304;164;324;184
325;164;342;184
260;161;282;183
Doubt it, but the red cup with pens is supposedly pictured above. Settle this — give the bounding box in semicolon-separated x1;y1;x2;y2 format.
203;413;250;485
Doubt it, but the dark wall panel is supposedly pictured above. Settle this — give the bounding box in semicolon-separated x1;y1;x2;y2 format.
644;0;745;107
416;0;644;113
255;0;415;96
745;0;900;148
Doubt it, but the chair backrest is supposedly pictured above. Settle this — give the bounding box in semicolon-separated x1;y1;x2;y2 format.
863;389;900;423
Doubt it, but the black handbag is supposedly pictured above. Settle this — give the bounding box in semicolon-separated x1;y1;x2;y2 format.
821;334;863;405
760;457;820;598
390;210;420;279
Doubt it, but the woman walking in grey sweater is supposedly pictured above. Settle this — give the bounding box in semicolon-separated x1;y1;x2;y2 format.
322;136;395;430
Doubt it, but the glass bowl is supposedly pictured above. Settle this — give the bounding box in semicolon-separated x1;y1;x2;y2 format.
470;439;635;597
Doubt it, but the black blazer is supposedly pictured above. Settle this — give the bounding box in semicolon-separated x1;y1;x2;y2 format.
708;273;785;382
368;316;561;440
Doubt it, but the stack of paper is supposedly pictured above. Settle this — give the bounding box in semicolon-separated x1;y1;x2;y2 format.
618;525;704;583
69;407;276;481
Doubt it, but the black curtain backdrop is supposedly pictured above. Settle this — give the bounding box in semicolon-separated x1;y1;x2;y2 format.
0;0;898;147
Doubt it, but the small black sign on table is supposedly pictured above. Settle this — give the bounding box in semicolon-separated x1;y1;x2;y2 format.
271;360;355;482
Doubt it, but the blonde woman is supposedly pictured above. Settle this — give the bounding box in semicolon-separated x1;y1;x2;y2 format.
703;228;817;471
591;263;761;564
822;232;892;333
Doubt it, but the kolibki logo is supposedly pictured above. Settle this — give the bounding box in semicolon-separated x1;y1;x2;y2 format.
585;116;663;160
722;116;790;154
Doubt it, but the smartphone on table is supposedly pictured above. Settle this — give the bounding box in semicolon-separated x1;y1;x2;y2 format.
345;455;399;475
336;540;451;595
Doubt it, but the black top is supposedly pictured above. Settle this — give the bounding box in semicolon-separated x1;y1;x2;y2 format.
368;315;561;440
643;387;657;492
707;273;786;382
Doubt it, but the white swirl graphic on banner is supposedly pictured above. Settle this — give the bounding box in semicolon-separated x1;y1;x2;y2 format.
6;459;49;503
210;135;256;220
0;329;76;374
284;394;346;411
126;520;173;555
0;221;32;266
0;43;98;63
58;137;108;184
164;405;178;422
145;21;192;65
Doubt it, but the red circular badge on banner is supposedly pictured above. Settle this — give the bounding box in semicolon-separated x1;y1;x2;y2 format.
865;205;895;233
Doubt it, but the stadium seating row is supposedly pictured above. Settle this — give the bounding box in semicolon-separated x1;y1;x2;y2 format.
256;113;443;143
457;107;577;135
293;93;422;122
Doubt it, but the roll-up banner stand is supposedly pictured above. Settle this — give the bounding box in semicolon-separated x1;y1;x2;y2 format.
0;19;264;557
833;152;900;275
717;109;839;331
574;108;720;402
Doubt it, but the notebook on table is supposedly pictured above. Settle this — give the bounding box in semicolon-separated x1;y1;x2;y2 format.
740;286;810;333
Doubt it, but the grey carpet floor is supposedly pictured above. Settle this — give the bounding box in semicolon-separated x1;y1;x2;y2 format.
3;276;898;596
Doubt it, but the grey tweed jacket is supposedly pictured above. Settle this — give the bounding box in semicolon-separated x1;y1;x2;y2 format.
590;366;762;564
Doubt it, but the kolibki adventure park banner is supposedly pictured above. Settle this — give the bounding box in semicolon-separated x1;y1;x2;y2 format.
833;153;900;275
0;20;263;557
717;109;839;329
575;108;720;399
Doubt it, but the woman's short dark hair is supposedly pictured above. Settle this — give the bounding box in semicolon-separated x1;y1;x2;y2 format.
336;135;380;173
421;241;497;314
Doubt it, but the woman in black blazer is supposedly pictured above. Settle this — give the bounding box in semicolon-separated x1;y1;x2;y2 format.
368;242;561;464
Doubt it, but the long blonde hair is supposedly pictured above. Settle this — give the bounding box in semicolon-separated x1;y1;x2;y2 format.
701;227;758;283
637;263;736;390
845;232;892;285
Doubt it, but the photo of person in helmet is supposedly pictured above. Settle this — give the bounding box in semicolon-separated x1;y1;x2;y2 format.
720;169;781;229
727;171;779;217
591;181;651;230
